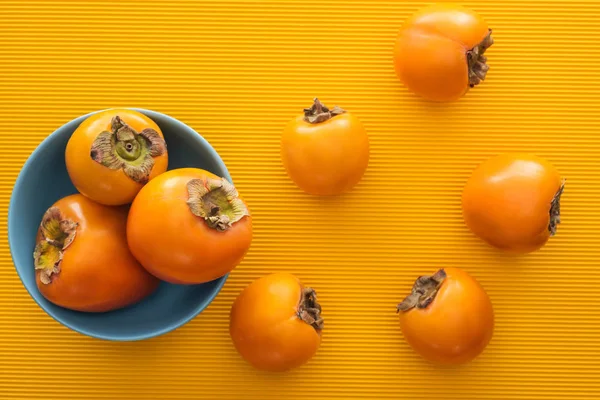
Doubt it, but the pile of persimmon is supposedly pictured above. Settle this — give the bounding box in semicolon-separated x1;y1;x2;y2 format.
34;109;253;313
29;1;570;376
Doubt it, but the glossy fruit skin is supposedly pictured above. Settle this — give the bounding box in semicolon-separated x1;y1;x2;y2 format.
462;153;562;254
399;267;494;365
394;3;490;101
65;109;168;206
229;273;321;372
281;113;369;196
126;168;252;284
36;194;160;312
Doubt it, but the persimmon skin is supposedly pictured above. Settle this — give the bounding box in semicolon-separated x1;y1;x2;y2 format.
126;168;252;284
394;3;491;102
281;111;369;196
229;273;322;372
36;194;159;312
462;153;562;254
399;268;494;365
65;109;168;206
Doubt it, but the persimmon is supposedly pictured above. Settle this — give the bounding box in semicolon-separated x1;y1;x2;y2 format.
397;268;494;365
66;109;168;206
281;98;369;196
229;273;323;372
462;153;564;254
33;194;159;312
126;168;252;284
393;4;493;102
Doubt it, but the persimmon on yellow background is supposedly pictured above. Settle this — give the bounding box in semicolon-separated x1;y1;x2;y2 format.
0;1;599;400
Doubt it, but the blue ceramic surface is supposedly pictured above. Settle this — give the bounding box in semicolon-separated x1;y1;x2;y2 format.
8;108;230;341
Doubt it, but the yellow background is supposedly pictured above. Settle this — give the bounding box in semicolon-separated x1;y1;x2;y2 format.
1;0;599;399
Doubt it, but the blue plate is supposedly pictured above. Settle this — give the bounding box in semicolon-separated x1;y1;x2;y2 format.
8;108;230;341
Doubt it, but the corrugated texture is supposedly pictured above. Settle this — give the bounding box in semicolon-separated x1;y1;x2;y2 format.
1;0;600;399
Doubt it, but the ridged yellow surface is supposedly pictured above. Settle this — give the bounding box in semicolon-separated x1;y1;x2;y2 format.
1;0;600;399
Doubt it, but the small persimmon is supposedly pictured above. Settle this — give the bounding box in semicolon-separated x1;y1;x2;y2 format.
126;168;252;284
462;153;564;254
33;194;159;312
229;273;323;372
281;98;369;196
397;268;494;365
65;109;168;206
393;3;493;102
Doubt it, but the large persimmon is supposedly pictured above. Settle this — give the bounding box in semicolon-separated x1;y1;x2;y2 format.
462;153;564;254
229;273;323;372
65;109;168;206
394;4;493;102
126;168;252;284
33;194;159;312
397;268;494;365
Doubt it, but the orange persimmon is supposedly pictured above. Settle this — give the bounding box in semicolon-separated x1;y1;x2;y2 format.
281;98;369;196
393;4;493;102
65;109;168;206
229;273;323;372
462;153;564;254
33;194;159;312
397;268;494;365
126;168;252;284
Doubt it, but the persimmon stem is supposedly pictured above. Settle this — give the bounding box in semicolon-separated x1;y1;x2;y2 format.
90;115;167;184
396;269;447;312
298;287;323;332
186;177;250;232
33;207;78;285
467;29;494;87
303;98;346;124
549;180;566;236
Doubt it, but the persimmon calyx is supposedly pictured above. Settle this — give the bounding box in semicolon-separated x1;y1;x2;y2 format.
33;207;78;285
186;177;250;231
467;29;494;88
298;287;324;332
90;115;167;184
549;180;566;236
396;269;447;312
303;98;346;124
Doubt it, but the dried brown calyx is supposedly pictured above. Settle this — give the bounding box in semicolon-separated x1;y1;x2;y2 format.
90;115;167;184
33;207;78;285
396;269;447;312
298;287;323;332
186;177;250;231
303;98;346;124
549;180;566;236
467;29;494;88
